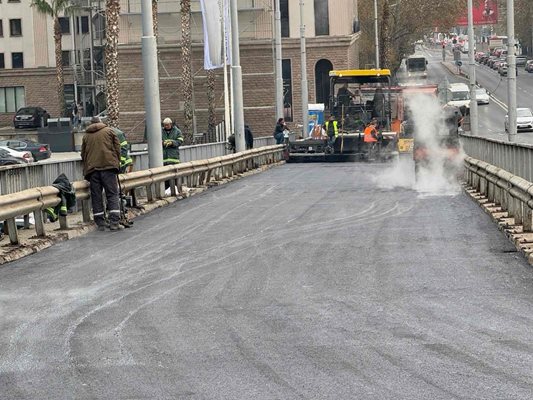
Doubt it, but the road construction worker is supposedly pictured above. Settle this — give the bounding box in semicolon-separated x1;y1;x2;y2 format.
364;119;379;161
325;114;339;146
162;117;184;165
112;128;133;173
337;83;354;108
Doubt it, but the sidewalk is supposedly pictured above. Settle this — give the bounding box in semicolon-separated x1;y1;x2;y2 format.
441;60;468;79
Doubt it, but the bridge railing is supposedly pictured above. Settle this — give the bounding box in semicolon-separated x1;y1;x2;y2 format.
0;137;275;195
460;133;533;182
0;145;284;245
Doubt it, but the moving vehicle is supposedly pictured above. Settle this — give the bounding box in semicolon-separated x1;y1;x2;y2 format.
0;146;33;163
0;148;25;166
505;108;533;132
516;56;527;67
446;83;470;108
288;69;399;162
498;62;508;76
475;88;490;105
13;107;49;129
488;36;507;52
526;60;533;72
0;139;51;161
405;55;428;80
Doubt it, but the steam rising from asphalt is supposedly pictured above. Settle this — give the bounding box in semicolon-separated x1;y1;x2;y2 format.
375;93;465;197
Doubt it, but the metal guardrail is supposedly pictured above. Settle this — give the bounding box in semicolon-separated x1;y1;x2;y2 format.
0;145;284;245
0;138;276;195
460;133;533;182
464;155;533;232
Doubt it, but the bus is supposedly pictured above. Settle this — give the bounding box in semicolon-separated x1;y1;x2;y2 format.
405;55;428;80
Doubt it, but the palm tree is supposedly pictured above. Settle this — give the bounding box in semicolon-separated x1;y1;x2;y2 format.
206;69;216;142
105;0;121;127
181;0;194;144
31;0;77;116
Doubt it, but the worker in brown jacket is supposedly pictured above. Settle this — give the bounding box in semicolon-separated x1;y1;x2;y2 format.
81;116;122;231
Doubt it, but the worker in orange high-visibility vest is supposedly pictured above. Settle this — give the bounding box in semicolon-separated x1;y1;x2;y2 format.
364;119;379;161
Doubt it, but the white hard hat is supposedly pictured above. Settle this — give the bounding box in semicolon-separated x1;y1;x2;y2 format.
163;118;172;124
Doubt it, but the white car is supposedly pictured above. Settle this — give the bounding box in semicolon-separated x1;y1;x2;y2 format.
0;146;33;163
505;108;533;132
475;88;490;105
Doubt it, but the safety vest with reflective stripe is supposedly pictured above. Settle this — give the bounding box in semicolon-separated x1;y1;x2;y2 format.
364;125;378;143
325;121;339;137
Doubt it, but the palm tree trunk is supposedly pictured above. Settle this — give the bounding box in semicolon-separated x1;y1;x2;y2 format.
53;17;65;116
206;69;216;142
105;0;121;128
181;0;194;144
379;0;391;69
152;0;158;38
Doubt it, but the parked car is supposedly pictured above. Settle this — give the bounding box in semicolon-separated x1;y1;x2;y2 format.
492;60;502;70
516;56;528;67
525;60;533;73
0;148;25;166
505;108;533;132
0;146;33;163
13;107;49;129
498;62;508;76
487;56;498;68
475;88;490;105
0;139;51;161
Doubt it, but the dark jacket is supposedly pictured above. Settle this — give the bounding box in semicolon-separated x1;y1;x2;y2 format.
81;122;121;178
112;128;133;172
162;125;184;164
245;125;254;149
45;173;76;221
274;122;286;137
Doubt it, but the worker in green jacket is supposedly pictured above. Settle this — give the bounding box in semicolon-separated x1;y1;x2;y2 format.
162;117;184;165
112;127;133;173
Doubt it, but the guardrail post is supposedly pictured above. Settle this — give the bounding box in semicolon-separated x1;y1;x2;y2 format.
59;214;69;230
5;218;19;245
146;184;154;202
34;210;46;237
23;214;30;229
81;200;91;223
487;181;494;203
514;198;523;226
524;206;533;232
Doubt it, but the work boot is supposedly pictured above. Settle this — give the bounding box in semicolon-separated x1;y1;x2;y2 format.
109;224;124;231
96;225;106;232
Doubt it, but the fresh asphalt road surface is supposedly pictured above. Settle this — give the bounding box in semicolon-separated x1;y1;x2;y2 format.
2;163;533;399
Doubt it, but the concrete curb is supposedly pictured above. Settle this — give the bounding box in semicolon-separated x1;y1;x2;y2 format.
0;161;285;266
441;61;468;79
463;184;533;265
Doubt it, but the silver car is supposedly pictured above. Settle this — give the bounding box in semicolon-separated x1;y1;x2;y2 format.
475;88;490;105
505;108;533;132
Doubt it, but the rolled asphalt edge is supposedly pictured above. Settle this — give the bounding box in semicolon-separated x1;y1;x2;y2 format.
464;184;533;266
0;161;285;266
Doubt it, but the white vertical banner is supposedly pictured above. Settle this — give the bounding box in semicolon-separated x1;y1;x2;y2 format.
200;0;231;69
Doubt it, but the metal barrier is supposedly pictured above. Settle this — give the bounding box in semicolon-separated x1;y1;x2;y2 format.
0;138;276;195
464;155;533;232
0;145;284;245
460;133;533;182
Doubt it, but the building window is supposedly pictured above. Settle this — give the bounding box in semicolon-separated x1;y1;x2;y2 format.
280;0;289;38
0;54;4;69
77;16;89;34
8;0;22;3
58;17;70;35
282;59;293;122
0;20;3;37
314;0;329;36
0;87;26;113
62;51;71;66
315;59;333;106
9;19;22;37
12;52;23;68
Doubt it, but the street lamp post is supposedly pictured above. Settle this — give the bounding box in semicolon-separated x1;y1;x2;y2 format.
274;0;284;120
230;0;246;152
467;0;478;135
507;0;517;142
300;0;309;138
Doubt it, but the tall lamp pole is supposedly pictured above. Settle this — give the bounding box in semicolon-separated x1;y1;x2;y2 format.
141;0;163;170
507;0;517;142
230;0;246;152
274;0;284;119
300;0;309;137
467;0;478;135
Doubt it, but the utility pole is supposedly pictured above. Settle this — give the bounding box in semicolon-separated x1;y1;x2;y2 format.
467;0;478;135
230;0;246;152
140;0;164;169
507;0;517;142
300;0;309;138
374;0;380;68
274;0;284;119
